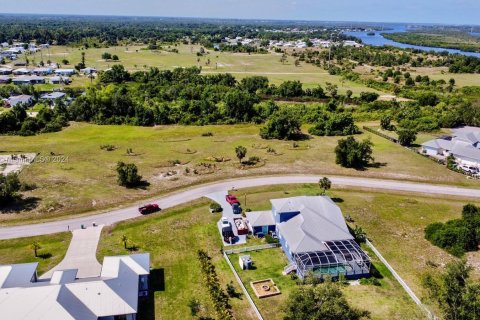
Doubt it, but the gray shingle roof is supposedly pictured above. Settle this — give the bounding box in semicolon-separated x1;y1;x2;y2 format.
272;196;353;254
246;211;275;227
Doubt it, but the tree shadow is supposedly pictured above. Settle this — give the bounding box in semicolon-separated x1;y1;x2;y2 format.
127;245;139;252
38;253;52;259
366;162;387;169
127;180;151;190
370;263;385;279
137;268;164;320
331;197;344;203
0;197;41;213
290;133;311;141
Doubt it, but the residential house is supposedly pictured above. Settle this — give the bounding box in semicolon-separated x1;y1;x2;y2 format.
32;67;53;76
80;67;97;75
0;67;12;75
422;127;480;169
49;76;71;84
0;76;11;84
246;196;371;279
0;253;150;320
13;75;45;85
6;95;33;107
12;67;31;75
54;68;76;76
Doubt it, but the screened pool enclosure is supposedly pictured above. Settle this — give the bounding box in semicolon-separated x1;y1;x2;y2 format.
293;239;371;279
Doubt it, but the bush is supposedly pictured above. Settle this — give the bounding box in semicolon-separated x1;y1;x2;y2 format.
210;202;223;213
260;109;302;140
0;173;21;206
116;161;143;187
308;112;359;136
335;136;374;169
397;129;417;146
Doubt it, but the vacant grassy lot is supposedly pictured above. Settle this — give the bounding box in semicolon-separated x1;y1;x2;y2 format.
0;232;71;275
1;121;475;224
29;44;381;94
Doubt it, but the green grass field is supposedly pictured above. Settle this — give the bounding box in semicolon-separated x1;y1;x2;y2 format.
0;232;71;275
95;183;474;319
25;44;382;94
1;121;476;225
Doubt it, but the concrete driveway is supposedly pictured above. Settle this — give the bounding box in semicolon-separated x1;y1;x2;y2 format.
40;225;104;279
206;191;246;246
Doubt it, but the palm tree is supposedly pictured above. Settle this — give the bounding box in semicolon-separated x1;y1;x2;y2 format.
235;146;247;164
31;241;41;257
319;177;332;195
121;235;128;249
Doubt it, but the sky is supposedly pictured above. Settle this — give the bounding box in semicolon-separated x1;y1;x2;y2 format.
1;0;479;25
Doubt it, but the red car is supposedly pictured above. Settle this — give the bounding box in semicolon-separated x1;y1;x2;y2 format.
225;195;240;205
139;204;161;215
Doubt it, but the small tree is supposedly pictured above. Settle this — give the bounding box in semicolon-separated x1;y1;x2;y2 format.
397;129;417;146
116;161;142;187
319;177;332;195
284;281;370;320
121;235;128;249
0;173;21;206
335;137;374;169
380;115;394;131
352;226;367;243
188;298;201;316
235;146;247;164
61;59;69;65
102;52;112;60
31;241;41;257
112;54;119;61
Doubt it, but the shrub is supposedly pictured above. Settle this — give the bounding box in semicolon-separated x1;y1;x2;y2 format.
116;161;143;187
335;137;374;169
210;202;223;213
260;109;302;140
397;129;417;146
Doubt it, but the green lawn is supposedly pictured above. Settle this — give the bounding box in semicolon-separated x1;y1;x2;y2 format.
0;232;71;275
97;199;256;320
1;121;476;225
96;183;479;319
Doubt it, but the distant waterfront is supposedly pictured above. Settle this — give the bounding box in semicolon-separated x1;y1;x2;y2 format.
345;25;480;58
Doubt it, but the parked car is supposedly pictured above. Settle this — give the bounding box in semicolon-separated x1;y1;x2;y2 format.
138;204;161;215
221;217;231;228
232;203;242;215
225;194;240;205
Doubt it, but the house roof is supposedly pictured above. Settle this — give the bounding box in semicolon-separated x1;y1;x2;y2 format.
246;210;275;227
273;196;353;254
0;253;150;320
41;92;66;100
0;263;38;289
7;95;33;106
422;127;480;162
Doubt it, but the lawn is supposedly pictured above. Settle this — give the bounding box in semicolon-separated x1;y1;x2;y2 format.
0;232;71;275
228;245;424;320
29;44;382;95
96;199;257;320
96;183;465;319
1;121;476;225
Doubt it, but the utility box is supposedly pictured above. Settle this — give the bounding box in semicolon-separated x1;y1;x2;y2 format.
239;255;252;270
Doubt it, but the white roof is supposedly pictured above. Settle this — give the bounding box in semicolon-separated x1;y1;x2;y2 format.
272;196;353;253
246;211;275;227
0;253;150;319
422;127;480;162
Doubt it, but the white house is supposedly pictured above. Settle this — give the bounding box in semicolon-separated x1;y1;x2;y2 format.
422;127;480;168
0;253;150;320
54;68;76;76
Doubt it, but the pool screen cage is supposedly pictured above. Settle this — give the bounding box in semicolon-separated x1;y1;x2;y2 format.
293;239;371;279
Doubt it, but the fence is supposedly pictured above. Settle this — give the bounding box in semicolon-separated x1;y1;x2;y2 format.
366;239;437;320
362;126;398;143
223;252;264;320
224;243;280;255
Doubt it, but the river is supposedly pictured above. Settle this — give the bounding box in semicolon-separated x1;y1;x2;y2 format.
344;25;480;58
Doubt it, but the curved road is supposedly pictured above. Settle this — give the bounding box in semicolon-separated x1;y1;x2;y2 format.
2;175;480;240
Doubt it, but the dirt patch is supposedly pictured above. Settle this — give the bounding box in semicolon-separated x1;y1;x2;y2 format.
250;279;281;298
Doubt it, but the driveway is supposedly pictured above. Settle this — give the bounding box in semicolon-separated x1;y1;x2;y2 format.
40;225;104;279
206;191;247;246
2;175;480;240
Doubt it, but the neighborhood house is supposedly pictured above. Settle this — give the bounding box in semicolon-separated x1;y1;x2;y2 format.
422;127;480;170
246;196;371;279
0;253;150;320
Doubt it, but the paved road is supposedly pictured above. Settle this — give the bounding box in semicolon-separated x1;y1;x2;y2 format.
1;175;480;240
40;225;104;279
